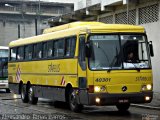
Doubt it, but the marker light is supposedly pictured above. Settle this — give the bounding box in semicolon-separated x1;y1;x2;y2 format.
146;84;152;90
145;96;150;101
95;98;100;103
13;94;17;99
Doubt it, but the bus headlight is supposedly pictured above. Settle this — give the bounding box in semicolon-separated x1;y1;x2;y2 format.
141;84;152;91
146;84;152;90
94;86;100;92
94;86;106;92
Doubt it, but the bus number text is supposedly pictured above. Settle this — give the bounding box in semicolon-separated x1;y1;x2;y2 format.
95;78;111;82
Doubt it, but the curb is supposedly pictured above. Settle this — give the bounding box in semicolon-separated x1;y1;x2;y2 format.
131;104;160;110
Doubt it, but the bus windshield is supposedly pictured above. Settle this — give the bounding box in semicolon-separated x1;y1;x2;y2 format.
88;34;150;70
0;49;8;77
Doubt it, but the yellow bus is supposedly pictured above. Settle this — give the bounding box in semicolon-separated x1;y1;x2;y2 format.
8;22;154;112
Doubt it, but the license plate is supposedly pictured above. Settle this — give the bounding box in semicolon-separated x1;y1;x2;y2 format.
119;99;129;103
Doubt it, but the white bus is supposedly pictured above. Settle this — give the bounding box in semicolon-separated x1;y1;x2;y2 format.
0;46;10;93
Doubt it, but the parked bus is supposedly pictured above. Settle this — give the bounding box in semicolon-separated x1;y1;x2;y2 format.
0;46;10;93
8;22;154;112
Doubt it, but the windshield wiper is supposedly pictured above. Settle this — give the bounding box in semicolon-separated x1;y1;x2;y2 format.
107;47;119;72
97;45;110;67
107;55;118;73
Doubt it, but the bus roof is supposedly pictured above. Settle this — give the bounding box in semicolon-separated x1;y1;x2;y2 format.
0;46;9;49
43;21;106;34
43;21;144;34
9;21;145;47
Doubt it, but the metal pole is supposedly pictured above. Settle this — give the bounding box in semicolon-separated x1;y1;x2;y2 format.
127;0;129;24
35;18;38;35
22;12;25;37
18;24;20;38
38;0;41;34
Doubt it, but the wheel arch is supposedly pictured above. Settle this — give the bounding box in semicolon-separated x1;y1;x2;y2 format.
19;81;23;94
65;83;73;103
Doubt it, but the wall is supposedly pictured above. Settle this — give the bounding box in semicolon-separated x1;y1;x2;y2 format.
98;0;160;93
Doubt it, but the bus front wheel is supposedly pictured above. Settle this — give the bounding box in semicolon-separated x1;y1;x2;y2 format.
69;89;83;112
21;85;29;103
116;103;130;111
28;86;38;105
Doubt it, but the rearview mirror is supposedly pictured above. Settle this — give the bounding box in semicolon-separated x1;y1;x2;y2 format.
85;43;91;58
149;41;154;57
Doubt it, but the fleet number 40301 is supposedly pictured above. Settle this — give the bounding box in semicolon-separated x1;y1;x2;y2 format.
95;78;111;82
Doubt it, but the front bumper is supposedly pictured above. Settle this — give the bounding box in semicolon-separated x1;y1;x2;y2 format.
0;82;9;89
80;91;153;105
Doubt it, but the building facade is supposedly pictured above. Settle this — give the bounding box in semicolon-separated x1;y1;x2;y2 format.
0;0;74;46
48;0;160;95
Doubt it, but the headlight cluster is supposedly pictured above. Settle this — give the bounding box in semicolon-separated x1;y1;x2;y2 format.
94;86;106;92
141;84;152;91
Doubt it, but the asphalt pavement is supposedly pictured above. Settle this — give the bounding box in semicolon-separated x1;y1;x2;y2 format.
132;92;160;110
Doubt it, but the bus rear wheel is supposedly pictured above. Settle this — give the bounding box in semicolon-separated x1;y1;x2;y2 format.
21;85;29;103
69;89;83;112
116;103;130;111
28;86;38;105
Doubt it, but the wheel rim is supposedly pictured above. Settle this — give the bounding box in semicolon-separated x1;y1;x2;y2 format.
21;87;25;100
70;91;76;108
28;87;33;102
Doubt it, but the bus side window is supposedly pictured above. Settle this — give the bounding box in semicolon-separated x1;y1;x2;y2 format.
47;41;53;58
25;45;33;60
65;36;76;57
10;48;17;61
17;47;24;60
33;43;42;59
54;41;58;57
65;38;70;57
43;42;47;58
54;39;65;58
37;43;42;59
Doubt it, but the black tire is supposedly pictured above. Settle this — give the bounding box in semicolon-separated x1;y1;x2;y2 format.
116;103;130;111
28;86;38;105
69;89;83;112
6;88;10;93
21;85;29;103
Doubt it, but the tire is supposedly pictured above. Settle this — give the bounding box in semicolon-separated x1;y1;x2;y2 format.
6;88;10;93
69;89;83;112
116;103;130;111
28;86;38;105
21;85;29;103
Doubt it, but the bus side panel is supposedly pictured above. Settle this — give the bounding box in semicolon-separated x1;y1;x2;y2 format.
33;85;66;102
9;58;78;102
9;83;19;94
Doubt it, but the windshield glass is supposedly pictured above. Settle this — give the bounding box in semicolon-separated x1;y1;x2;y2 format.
88;34;150;70
121;35;150;69
0;49;8;57
89;35;122;70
